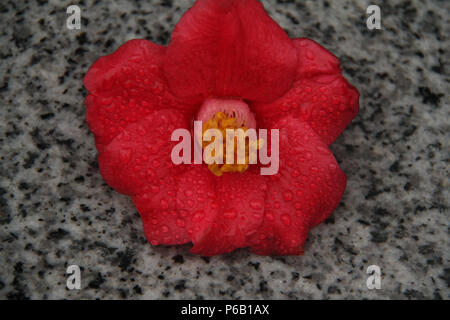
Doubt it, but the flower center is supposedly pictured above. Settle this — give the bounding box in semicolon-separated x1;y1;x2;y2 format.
196;99;262;176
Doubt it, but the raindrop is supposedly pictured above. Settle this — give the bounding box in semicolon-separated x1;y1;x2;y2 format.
249;200;263;210
119;149;131;164
283;191;293;202
160;199;169;210
281;214;291;226
224;210;237;219
176;219;186;228
265;212;275;221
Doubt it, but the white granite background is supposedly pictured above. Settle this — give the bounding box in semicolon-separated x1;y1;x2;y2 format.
0;0;448;299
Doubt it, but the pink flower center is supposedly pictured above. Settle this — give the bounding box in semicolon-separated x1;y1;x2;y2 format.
196;98;256;129
196;98;261;176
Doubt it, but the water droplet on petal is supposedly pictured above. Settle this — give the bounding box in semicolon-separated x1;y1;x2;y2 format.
192;211;204;222
283;191;293;202
281;214;291;226
119;149;131;164
224;210;237;219
151;185;160;194
160;199;169;210
291;170;300;178
316;145;329;154
249;200;263;210
265;212;275;221
211;202;219;210
147;169;155;179
176;218;186;228
137;126;147;136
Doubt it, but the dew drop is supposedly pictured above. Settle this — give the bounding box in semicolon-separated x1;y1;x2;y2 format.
291;170;300;178
193;211;204;222
101;97;113;106
147;169;155;179
152;160;160;168
211;202;219;210
283;191;293;202
180;209;188;217
137;126;147;136
176;218;186;228
249;200;263;210
265;212;275;221
316;145;329;154
119;149;132;164
281;214;291;226
160;199;169;210
224;210;237;219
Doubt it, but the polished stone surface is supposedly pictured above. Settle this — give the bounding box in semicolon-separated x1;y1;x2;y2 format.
0;0;448;299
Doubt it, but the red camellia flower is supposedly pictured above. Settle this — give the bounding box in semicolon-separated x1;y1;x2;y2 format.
84;0;359;256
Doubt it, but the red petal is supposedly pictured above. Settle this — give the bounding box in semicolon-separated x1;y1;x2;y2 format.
294;38;341;79
176;166;218;245
252;40;359;145
164;0;297;103
133;165;218;247
248;116;346;255
133;175;191;246
190;167;267;256
98;109;189;195
84;39;197;152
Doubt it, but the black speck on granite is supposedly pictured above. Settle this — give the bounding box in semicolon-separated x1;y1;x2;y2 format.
0;0;448;300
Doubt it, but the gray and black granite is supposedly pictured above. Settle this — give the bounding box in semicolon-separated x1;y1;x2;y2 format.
0;0;448;300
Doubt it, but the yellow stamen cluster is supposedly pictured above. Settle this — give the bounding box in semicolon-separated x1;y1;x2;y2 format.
202;112;263;176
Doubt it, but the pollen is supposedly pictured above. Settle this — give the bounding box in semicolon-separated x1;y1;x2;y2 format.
202;112;263;176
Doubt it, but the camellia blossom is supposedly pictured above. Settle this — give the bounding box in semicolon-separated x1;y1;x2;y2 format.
84;0;359;256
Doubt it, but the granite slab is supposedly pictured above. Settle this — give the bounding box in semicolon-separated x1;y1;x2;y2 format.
0;0;448;299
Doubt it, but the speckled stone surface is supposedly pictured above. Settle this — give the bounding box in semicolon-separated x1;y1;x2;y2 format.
0;0;449;300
